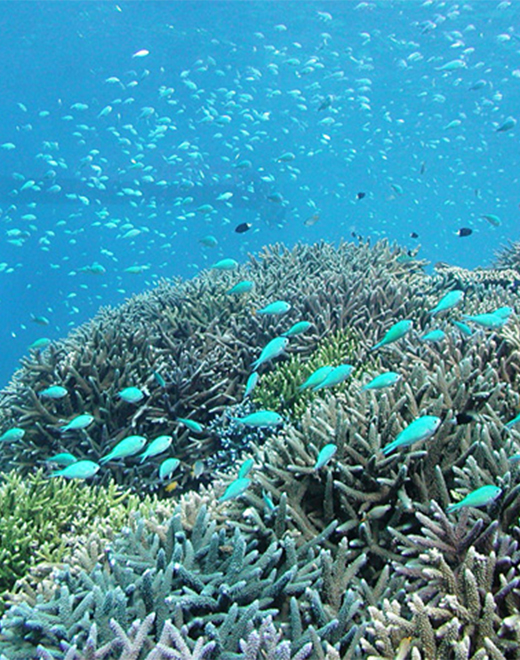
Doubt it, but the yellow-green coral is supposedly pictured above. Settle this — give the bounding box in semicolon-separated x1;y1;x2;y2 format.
0;469;156;611
252;329;362;418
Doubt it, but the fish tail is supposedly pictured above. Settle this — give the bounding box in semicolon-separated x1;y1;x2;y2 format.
446;503;459;514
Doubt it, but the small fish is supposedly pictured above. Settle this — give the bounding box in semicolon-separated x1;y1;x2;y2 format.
198;235;218;248
370;320;413;351
100;435;147;463
212;258;238;271
153;371;166;388
31;314;50;326
496;116;516;132
177;418;204;433
29;337;51;351
453;320;473;336
139;435;173;463
446;485;502;513
159;457;180;480
420;329;446;343
243;372;259;398
456;227;473;237
383;415;441;455
256;300;291;315
436;59;466;72
356;192;366;200
262;489;275;510
52;460;100;480
38;385;68;399
238;458;254;479
505;412;520;428
117;386;145;404
312;364;353;391
299;365;334;390
282;321;312;337
59;414;94;433
0;427;25;442
235;222;252;234
132;48;150;58
232;410;283;428
219;477;251;502
481;214;501;227
462;312;509;330
251;336;289;370
304;212;320;226
429;290;464;316
410;232;419;239
227;280;254;295
276;152;296;162
314;443;337;470
46;452;77;467
362;371;401;391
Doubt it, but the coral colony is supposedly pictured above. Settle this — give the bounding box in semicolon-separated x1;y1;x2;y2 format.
1;239;520;658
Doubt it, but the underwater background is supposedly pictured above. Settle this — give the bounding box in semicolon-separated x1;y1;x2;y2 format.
2;2;520;659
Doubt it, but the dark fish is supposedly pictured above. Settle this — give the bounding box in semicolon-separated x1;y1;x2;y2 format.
410;232;419;239
318;95;334;111
457;227;472;237
455;411;478;425
235;222;252;234
356;192;366;200
420;161;426;175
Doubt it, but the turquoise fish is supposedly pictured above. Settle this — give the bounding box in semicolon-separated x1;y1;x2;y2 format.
177;418;204;433
362;371;401;391
370;320;413;351
212;258;238;271
505;412;520;428
312;364;353;391
429;290;464;316
462;312;509;330
46;452;77;467
256;300;291;315
159;457;180;480
117;387;145;404
314;444;337;470
252;336;288;370
453;321;473;336
139;435;173;463
219;477;251;502
39;385;68;399
282;321;312;337
100;435;147;464
383;415;441;455
29;337;51;350
232;410;283;428
298;365;334;391
447;485;502;513
52;460;100;480
0;428;25;442
420;329;446;343
243;372;259;398
227;280;254;295
59;414;94;433
238;458;254;479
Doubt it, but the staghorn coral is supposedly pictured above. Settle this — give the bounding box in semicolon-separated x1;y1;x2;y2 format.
0;469;156;614
0;502;366;660
494;240;520;272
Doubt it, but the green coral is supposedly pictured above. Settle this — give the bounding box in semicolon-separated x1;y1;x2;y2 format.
0;469;155;612
252;328;363;418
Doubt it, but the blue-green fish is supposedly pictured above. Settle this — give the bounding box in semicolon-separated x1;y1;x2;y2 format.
159;457;180;480
199;235;218;248
282;321;312;337
139;435;173;463
100;435;147;464
252;336;288;370
238;458;254;479
362;372;401;391
243;372;259;398
177;418;204;433
446;485;502;513
505;412;520;428
39;385;68;399
420;329;446;343
256;300;291;315
52;460;100;480
29;337;51;350
59;414;95;433
298;365;334;391
46;452;77;467
219;477;251;502
312;364;353;391
117;386;145;404
496;116;516;133
382;415;441;455
370;320;413;351
314;443;337;470
153;371;166;388
227;280;254;295
232;410;283;428
212;258;238;271
436;59;466;72
262;489;275;511
453;320;473;336
493;306;514;320
0;427;25;442
429;290;464;316
462;312;509;329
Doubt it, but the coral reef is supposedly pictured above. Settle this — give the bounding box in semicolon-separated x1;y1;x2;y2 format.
494;240;520;272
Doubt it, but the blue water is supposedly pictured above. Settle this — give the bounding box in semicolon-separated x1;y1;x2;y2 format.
0;0;518;386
